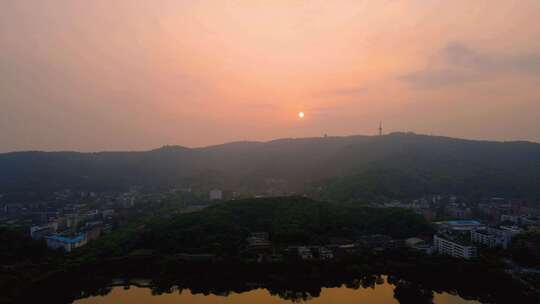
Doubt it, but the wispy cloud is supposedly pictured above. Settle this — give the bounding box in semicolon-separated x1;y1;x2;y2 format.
402;42;540;88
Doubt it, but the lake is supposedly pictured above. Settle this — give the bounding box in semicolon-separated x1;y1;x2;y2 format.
74;277;480;304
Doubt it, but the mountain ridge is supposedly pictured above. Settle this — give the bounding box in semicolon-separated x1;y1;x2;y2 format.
1;132;540;200
3;132;538;155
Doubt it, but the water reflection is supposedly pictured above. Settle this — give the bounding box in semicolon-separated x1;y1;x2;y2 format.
17;258;532;304
73;276;478;304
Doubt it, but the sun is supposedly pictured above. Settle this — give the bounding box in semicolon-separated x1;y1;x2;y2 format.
298;112;305;119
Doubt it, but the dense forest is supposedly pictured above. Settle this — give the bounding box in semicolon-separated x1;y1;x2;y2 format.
134;197;434;255
0;228;63;301
67;197;435;260
2;132;540;201
0;228;53;264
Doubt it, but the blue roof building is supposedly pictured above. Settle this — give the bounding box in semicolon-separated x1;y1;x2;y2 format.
45;234;87;252
436;220;484;233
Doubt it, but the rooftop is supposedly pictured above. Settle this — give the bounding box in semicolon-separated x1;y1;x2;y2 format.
46;234;84;244
443;220;482;226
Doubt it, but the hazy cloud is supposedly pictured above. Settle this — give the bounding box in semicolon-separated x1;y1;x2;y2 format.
402;42;540;88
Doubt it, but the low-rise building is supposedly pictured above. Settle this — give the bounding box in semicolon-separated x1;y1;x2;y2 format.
437;220;483;234
30;225;53;240
434;234;477;259
522;216;540;226
317;247;334;260
499;225;523;236
246;232;272;251
447;206;472;219
470;226;522;249
501;214;520;224
405;237;434;254
471;229;509;249
209;189;223;201
65;214;81;229
297;246;313;260
84;221;103;242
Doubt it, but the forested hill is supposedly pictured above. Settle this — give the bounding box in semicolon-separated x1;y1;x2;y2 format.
1;132;540;200
115;196;435;256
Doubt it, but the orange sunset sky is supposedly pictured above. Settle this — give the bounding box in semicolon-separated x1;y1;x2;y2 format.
1;1;540;152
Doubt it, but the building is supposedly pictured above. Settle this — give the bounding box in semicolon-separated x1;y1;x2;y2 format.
54;216;68;231
447;206;472;219
522;216;540;226
47;220;59;232
85;209;100;220
433;234;477;259
501;214;520;224
471;229;509;249
65;214;80;229
405;237;434;255
45;234;87;252
471;226;522;249
297;246;313;260
246;232;272;251
499;225;523;236
209;189;223;201
405;237;425;247
317;247;334;260
30;225;53;240
437;220;483;233
250;232;269;240
330;244;359;257
84;221;103;242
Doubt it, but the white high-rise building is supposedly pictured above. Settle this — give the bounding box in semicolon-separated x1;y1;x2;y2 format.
434;234;477;259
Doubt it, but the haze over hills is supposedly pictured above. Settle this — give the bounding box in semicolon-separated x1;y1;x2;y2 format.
1;132;540;200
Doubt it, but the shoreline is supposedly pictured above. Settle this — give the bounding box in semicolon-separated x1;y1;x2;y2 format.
10;250;540;304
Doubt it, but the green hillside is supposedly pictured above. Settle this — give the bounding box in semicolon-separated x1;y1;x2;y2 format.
134;197;433;255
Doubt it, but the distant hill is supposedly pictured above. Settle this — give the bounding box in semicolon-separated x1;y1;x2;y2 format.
1;133;540;200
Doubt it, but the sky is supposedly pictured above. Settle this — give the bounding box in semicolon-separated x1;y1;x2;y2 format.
1;0;540;152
